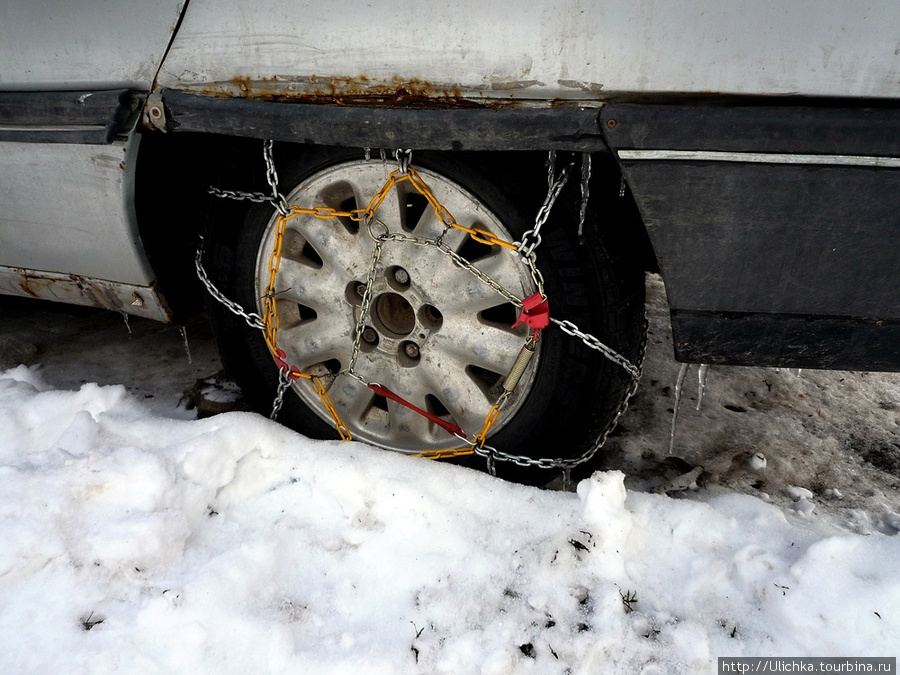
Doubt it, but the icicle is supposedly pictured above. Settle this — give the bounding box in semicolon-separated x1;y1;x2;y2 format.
179;326;193;365
364;147;371;161
546;150;557;189
695;363;709;411
120;312;132;335
669;363;690;454
577;152;591;242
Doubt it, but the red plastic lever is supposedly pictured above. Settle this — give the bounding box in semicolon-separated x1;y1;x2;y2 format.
512;293;550;332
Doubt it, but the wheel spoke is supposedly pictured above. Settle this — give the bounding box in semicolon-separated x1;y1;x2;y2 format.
385;398;452;446
278;317;352;371
428;322;525;374
326;374;378;422
413;356;496;436
274;258;346;308
287;218;375;280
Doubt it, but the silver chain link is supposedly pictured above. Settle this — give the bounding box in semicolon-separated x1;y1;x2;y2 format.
515;151;573;260
202;143;645;473
551;318;641;380
346;235;384;377
375;231;525;307
208;186;283;205
194;243;265;330
271;367;292;420
263;140;290;216
394;148;412;174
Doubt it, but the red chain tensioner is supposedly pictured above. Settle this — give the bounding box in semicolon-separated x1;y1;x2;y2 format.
367;383;466;439
512;292;550;340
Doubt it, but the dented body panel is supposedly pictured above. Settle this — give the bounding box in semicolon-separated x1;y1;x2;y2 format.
158;0;900;103
0;136;155;286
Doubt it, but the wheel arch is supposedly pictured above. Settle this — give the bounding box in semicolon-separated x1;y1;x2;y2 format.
132;118;657;322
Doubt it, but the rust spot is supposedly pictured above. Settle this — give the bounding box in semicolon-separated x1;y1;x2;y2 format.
18;279;39;297
190;75;518;110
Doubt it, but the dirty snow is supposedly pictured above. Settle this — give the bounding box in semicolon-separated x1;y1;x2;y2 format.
1;274;899;674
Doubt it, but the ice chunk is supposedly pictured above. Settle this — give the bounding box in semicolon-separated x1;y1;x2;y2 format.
784;485;814;501
749;452;767;470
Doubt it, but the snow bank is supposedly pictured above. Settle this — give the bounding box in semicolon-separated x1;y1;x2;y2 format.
0;367;898;674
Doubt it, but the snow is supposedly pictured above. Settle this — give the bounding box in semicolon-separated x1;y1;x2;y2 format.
1;276;900;673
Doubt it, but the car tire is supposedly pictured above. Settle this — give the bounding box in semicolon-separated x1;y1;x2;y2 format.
204;146;645;482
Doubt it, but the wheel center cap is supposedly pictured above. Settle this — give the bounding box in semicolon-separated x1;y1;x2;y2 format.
373;292;415;337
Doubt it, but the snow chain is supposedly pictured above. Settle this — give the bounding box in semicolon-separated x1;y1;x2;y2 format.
200;141;645;473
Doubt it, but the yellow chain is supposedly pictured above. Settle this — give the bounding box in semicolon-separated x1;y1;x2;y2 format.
413;447;476;459
258;208;352;440
260;165;522;456
409;399;506;459
310;375;353;441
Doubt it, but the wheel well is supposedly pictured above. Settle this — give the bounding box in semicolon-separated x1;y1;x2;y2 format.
133;132;656;321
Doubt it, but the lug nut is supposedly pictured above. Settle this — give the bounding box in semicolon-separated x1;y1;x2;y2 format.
362;327;378;344
393;267;410;285
404;342;420;358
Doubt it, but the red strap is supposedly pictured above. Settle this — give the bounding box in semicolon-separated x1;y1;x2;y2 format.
368;383;465;439
513;292;550;332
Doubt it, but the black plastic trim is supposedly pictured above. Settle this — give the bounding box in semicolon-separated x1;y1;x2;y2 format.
672;310;900;372
158;88;609;152
602;103;900;156
0;90;144;143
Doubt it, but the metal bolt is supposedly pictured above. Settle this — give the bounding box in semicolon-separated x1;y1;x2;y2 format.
149;106;163;120
404;342;420;358
606;118;617;129
393;267;410;285
356;283;367;298
362;327;378;344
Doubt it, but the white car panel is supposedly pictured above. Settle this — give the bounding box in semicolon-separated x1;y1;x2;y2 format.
0;0;184;90
158;0;900;101
0;137;154;286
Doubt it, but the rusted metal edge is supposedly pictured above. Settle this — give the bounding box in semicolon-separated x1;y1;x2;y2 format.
157;88;610;152
0;266;173;322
